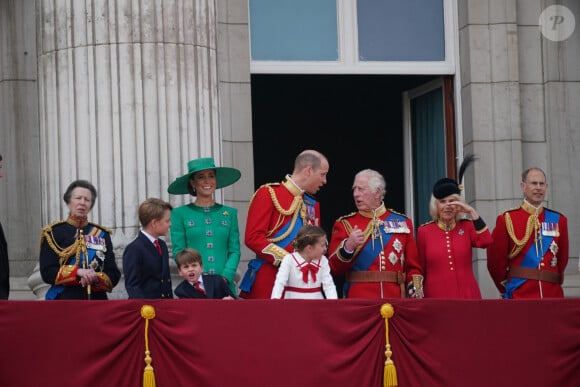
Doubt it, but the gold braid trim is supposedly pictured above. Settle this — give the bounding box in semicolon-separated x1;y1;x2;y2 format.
40;225;82;266
267;210;300;243
267;185;303;216
334;218;367;262
340;218;354;234
262;243;289;262
505;212;540;260
264;185;305;243
39;221;108;266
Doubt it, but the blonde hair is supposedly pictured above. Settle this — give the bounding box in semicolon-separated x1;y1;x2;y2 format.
138;198;172;227
429;193;464;221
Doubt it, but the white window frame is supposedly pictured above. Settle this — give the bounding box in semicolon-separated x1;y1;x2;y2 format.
250;0;457;75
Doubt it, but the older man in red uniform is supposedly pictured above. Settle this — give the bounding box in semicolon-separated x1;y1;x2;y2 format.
487;167;569;299
328;169;419;299
239;150;329;299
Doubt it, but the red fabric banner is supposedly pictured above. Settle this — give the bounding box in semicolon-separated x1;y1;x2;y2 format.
1;299;579;387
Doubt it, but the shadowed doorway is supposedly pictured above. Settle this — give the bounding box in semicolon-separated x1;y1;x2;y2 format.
250;74;438;233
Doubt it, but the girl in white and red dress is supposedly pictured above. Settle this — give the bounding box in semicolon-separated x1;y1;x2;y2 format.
271;225;337;299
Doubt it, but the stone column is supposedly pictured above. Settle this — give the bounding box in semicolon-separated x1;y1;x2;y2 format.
0;0;41;300
29;0;221;298
458;0;524;298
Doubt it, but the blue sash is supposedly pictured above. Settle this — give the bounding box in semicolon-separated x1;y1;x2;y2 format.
344;212;407;297
239;194;317;293
504;210;559;299
45;227;106;300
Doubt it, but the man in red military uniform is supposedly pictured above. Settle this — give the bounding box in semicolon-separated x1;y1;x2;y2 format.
239;150;329;299
328;169;419;298
487;167;569;299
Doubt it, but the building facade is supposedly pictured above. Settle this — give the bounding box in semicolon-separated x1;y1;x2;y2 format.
0;0;578;299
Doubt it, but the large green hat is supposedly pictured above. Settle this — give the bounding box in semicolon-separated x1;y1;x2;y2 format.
167;157;241;195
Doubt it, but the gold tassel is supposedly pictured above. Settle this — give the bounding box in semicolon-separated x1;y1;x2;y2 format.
380;304;397;387
141;305;157;387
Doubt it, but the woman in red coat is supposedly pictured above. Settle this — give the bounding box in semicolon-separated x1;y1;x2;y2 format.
411;156;492;299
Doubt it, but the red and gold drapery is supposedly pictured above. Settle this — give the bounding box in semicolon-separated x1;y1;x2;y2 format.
1;299;579;387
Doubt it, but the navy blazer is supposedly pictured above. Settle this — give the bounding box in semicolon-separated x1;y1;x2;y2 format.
174;274;234;299
0;222;9;299
122;231;173;299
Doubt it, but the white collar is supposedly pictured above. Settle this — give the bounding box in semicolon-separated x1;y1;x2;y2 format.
140;229;158;244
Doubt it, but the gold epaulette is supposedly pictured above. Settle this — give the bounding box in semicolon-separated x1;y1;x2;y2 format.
336;212;356;222
498;206;520;217
40;220;67;232
88;221;112;234
248;182;281;207
388;208;409;219
39;221;80;264
38;220;67;247
419;220;435;228
337;213;357;234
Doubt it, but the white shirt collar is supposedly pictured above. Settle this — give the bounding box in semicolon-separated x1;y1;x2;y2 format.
140;229;157;244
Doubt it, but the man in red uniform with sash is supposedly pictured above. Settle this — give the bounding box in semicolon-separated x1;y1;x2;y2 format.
239;150;329;299
487;167;569;299
328;169;419;298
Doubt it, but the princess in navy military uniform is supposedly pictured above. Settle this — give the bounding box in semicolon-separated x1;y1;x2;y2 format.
39;180;121;300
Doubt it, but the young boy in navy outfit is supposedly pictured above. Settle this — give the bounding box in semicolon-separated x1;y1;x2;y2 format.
123;198;173;299
174;248;234;299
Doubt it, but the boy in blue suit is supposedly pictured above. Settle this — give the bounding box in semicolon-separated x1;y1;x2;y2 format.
123;198;173;298
174;248;234;299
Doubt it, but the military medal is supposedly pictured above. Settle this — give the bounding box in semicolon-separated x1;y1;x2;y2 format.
541;222;560;237
549;241;558;267
388;252;398;265
85;235;106;251
305;204;316;225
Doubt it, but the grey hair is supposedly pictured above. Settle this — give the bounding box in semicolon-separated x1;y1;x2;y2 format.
521;167;546;182
354;169;386;199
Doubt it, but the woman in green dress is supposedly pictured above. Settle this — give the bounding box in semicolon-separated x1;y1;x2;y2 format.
168;158;241;295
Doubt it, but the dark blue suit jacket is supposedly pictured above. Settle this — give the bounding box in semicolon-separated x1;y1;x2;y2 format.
174;274;234;299
0;222;9;299
122;231;173;299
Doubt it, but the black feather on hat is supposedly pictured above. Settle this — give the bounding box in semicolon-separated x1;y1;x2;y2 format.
432;154;477;199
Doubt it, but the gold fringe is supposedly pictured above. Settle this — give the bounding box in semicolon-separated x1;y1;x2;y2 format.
380;304;397;387
141;305;157;387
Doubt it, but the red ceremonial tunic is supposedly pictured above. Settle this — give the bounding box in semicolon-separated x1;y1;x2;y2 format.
416;219;492;299
487;202;569;299
328;204;418;299
240;176;321;299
